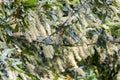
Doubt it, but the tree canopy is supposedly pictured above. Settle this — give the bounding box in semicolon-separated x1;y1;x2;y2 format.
0;0;120;80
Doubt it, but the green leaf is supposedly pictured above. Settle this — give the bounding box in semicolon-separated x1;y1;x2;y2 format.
22;49;34;55
0;37;3;42
22;0;38;10
117;13;120;18
52;2;63;8
110;25;120;30
23;0;37;6
13;24;19;32
53;74;59;80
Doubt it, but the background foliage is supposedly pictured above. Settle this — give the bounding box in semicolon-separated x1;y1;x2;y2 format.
0;0;120;80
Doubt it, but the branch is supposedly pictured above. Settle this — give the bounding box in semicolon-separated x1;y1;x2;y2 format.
42;11;76;41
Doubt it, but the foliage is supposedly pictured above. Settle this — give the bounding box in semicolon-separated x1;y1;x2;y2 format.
0;0;120;80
